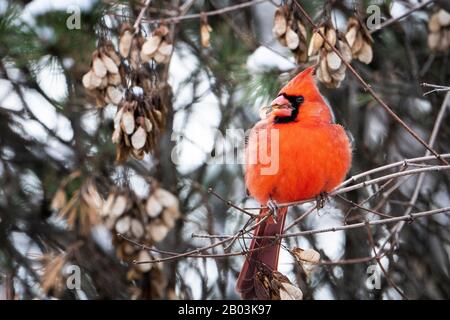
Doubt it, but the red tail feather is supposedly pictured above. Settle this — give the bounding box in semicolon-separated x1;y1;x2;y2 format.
236;207;287;299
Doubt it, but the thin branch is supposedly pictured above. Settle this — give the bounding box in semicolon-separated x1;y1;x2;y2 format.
284;203;317;232
194;206;450;240
138;0;269;25
421;83;450;96
365;224;408;299
369;0;435;34
133;0;152;33
384;92;450;249
207;187;258;218
335;165;450;195
267;162;450;209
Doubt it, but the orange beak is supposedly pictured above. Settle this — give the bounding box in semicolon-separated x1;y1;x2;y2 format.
270;95;292;118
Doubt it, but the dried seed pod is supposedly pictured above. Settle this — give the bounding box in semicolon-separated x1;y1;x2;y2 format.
326;51;341;70
324;27;337;51
82;72;92;90
280;283;303;300
345;16;373;64
158;42;173;57
285;27;300;50
104;41;121;65
314;33;352;89
154;188;179;211
351;32;364;55
51;188;67;211
101;54;118;74
308;26;325;56
254;267;301;300
107;73;122;86
161;209;177;228
121;111;135;135
146;195;163;218
131;219;144;238
272;6;288;37
273;6;308;63
139;25;173;65
200;14;213;48
438;9;450;26
292;247;320;277
154;25;169;37
107;86;122;105
142;35;162;56
115;216;131;235
131;126;147;150
111;194;128;217
82;41;124;108
428;9;450;53
92;52;107;78
317;56;332;84
82;71;97;90
147;219;169;242
428;13;441;32
428;32;440;50
357;41;373;64
113;90;168;162
101;192;115;217
119;28;134;58
345;26;357;47
339;40;352;63
144;118;153;132
136;250;152;273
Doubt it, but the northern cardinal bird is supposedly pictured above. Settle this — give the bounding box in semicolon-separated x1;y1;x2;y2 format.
236;66;352;299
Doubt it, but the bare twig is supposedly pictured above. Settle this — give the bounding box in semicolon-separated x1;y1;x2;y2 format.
194;206;450;240
421;83;450;96
383;92;450;250
133;0;152;33
138;0;268;25
263;160;450;209
208;187;258;218
369;0;435;34
365;224;408;299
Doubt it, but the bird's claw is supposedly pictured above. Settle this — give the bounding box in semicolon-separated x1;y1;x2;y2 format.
316;191;329;209
267;199;279;223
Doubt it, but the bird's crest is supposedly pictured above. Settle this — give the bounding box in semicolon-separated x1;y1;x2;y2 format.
279;66;317;97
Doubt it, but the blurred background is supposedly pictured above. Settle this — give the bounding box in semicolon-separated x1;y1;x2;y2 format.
0;0;449;300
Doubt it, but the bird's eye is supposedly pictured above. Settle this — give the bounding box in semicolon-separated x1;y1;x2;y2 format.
296;96;304;104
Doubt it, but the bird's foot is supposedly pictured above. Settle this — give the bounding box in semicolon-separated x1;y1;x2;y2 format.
316;191;329;209
267;199;279;223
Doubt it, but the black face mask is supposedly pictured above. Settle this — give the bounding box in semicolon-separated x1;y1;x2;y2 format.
274;94;304;124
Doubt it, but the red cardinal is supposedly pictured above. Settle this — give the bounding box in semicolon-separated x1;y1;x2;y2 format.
236;66;352;299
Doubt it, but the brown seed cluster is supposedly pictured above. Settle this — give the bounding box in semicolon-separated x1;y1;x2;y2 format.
200;15;213;48
82;23;172;162
53;174;102;237
112;85;167;162
51;174;180;299
104;187;179;298
254;266;303;300
82;41;123;107
39;253;67;295
273;5;308;63
428;9;450;53
309;25;352;88
101;187;180;256
345;17;374;64
292;247;321;278
140;25;173;63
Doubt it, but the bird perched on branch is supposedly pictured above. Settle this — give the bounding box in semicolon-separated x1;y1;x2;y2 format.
237;66;352;299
